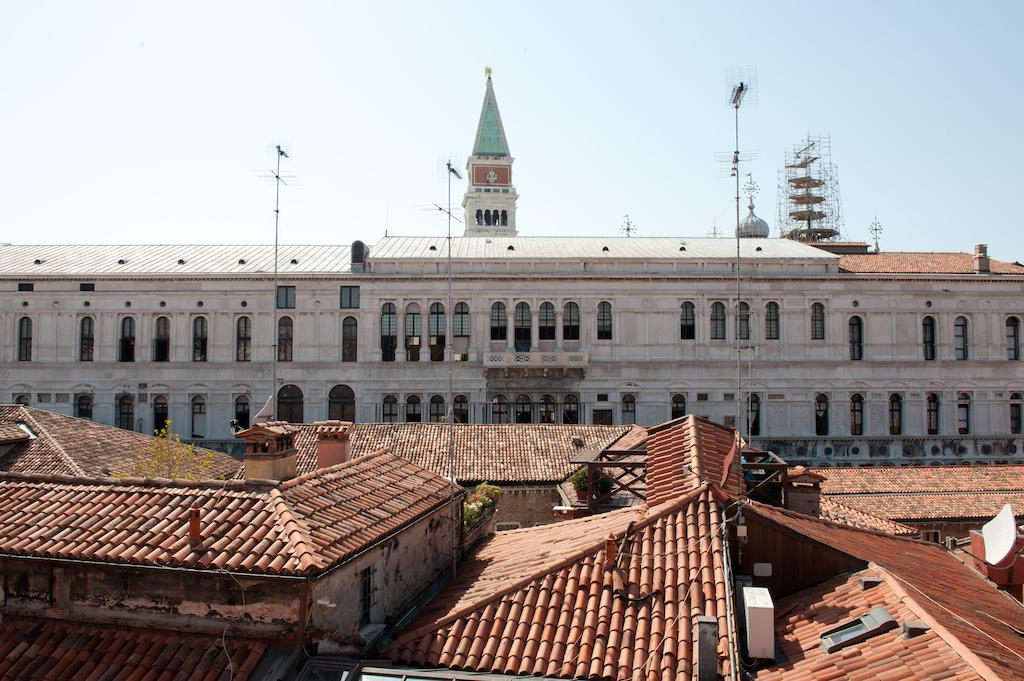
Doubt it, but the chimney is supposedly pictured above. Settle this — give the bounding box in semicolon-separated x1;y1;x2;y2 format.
189;506;202;545
784;466;824;516
693;615;719;681
313;420;353;470
237;421;299;481
604;533;617;564
974;244;990;274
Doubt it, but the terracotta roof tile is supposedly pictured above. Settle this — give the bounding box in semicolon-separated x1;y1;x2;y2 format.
0;616;267;681
285;422;634;483
387;483;735;680
755;569;984;681
745;500;1024;679
0;422;30;444
0;405;239;478
818;497;919;536
0;450;456;576
839;252;1024;274
829;491;1024;522
646;415;742;505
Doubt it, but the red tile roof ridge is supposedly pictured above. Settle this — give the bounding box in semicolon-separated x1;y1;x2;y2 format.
871;563;1006;681
394;483;711;645
266;486;322;573
818;497;919;536
0;468;272;491
7;405;86;476
811;463;1024;494
277;447;391;489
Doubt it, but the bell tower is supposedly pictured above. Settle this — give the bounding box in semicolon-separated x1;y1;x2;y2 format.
463;68;518;236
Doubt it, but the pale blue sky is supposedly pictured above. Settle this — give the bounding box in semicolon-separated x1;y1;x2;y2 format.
2;2;1022;259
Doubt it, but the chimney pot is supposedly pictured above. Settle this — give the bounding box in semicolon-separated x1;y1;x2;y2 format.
694;615;720;681
604;533;617;564
189;506;201;545
313;420;352;470
974;244;991;273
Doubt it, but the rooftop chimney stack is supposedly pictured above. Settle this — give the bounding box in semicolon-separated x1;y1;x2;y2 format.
235;421;300;481
974;244;990;274
784;466;826;517
694;615;719;681
188;506;202;545
313;420;353;470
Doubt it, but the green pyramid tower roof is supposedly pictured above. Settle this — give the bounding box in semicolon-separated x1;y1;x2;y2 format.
472;75;510;157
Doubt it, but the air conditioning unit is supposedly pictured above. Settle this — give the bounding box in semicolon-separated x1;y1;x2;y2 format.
743;586;775;659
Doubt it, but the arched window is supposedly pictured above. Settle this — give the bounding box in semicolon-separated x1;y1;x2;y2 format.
491;395;509;424
14;394;29;406
381;303;397;362
563;394;579;424
328;385;356;421
889;393;903;435
515;395;533;423
765;302;780;340
680;302;696;340
811;303;826;341
1007;317;1021;361
814;393;829;436
671;393;687;419
954;316;969;360
514;302;531;351
484;210;492;226
119;317;135;362
79;317;95;362
747;394;761;436
404;303;421;361
428;303;445;361
382;395;398;423
539;302;555;341
500;210;508;226
475;209;483;226
193;316;208;362
277;384;304;423
597;301;613;340
563;302;580;341
405;395;421;422
116;394;134;431
277;317;293;361
453;303;470;338
236;316;252;362
926;393;940;435
710;302;726;340
922;316;936;361
429;395;445;422
454;395;469;424
153;316;170;362
490;303;507;341
234;395;250;430
17;317;32;362
622;394;636;425
153;395;169;431
957;393;971;434
848;316;863;361
539;395;556;424
849;394;864;436
75;394;93;419
342;316;358;362
1011;393;1022;435
191;395;206;438
737;302;750;341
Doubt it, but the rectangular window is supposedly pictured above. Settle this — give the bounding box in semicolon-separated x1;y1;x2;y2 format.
340;286;360;309
680;302;696;340
592;409;613;425
359;566;374;627
17;283;34;292
276;285;296;309
79;282;95;292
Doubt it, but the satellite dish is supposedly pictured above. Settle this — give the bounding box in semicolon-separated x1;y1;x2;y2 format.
982;504;1018;566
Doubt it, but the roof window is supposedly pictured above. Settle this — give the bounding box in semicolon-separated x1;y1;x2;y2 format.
238;258;246;265
602;246;610;252
820;607;897;653
507;245;515;251
177;258;186;265
33;259;43;265
290;258;299;265
429;245;437;251
117;258;127;265
679;246;686;251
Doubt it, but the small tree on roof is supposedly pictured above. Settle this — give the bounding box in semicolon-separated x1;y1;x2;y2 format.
121;420;215;481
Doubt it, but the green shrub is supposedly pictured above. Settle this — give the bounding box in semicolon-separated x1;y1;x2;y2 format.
570;467;589;491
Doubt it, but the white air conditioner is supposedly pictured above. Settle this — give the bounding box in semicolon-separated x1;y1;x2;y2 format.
743;586;775;659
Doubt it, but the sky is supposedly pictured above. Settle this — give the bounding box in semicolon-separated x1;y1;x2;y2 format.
2;1;1023;258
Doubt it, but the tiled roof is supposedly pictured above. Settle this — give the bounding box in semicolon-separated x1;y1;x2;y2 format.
744;501;1024;679
0;243;351;276
0;449;455;576
0;422;30;444
754;569;985;681
813;463;1024;494
831;491;1024;522
0;405;239;479
0;616;267;681
387;484;735;681
646;415;741;505
839;251;1024;274
288;422;635;483
818;497;919;536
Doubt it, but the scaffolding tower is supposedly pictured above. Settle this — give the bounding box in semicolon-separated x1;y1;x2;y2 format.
776;135;845;242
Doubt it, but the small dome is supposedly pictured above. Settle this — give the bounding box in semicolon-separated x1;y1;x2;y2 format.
737;200;770;238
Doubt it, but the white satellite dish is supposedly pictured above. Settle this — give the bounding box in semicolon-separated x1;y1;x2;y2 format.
981;503;1018;566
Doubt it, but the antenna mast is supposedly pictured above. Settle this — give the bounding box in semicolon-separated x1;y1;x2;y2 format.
271;145;289;413
620;214;637;237
445;159;463;579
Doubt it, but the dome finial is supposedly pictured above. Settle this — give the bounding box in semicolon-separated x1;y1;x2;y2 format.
485;66;492;79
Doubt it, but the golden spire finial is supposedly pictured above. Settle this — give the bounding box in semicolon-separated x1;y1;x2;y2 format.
485;66;492;79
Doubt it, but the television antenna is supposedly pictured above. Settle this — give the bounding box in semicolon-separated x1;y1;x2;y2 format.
707;219;721;238
444;159;462;580
869;215;883;252
620;214;637;237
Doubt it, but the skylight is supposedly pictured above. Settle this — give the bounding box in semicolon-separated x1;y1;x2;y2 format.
820;606;897;653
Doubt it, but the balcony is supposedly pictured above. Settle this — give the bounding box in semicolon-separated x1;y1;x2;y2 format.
483;351;588;369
